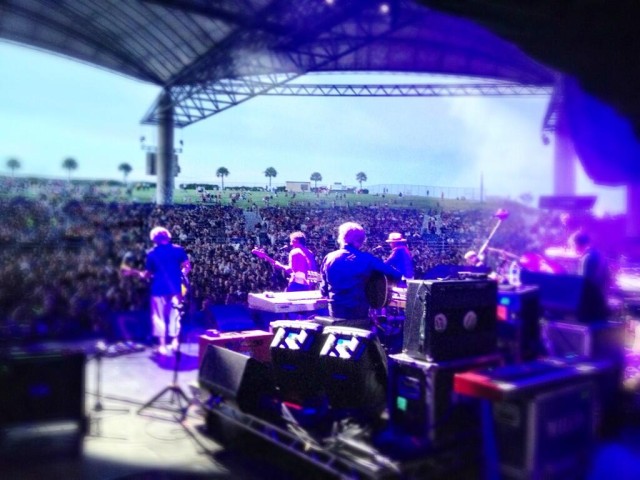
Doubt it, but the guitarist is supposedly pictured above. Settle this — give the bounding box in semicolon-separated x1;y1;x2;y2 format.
320;222;402;326
277;231;318;292
254;231;318;292
142;226;191;356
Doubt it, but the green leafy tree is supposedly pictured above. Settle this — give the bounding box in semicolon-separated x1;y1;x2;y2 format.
62;157;78;181
356;171;367;190
6;157;20;177
216;166;229;190
118;162;132;184
310;172;322;190
264;167;278;188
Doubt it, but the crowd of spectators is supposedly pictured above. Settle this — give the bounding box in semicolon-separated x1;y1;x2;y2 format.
0;190;624;343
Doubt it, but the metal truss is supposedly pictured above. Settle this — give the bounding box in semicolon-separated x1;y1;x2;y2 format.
142;1;427;127
542;79;563;134
257;82;551;97
143;79;552;127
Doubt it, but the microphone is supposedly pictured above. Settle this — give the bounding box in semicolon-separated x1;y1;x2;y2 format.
372;245;385;252
279;245;289;250
494;208;509;220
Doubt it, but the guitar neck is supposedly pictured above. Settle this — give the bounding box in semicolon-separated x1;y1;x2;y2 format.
252;249;278;267
120;266;148;279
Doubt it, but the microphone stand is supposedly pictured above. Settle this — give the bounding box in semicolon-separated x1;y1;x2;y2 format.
477;209;509;260
137;302;191;420
89;341;130;439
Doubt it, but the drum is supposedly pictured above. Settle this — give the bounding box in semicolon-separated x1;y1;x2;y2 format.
519;252;566;274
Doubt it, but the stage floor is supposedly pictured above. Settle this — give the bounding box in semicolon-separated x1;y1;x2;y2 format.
0;338;305;480
3;337;640;480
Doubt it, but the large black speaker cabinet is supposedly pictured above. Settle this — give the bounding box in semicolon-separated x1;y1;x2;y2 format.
404;279;498;361
0;351;85;425
0;351;86;459
318;326;388;422
199;344;275;417
269;320;326;408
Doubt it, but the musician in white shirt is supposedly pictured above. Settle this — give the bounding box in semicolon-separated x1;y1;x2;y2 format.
275;231;318;292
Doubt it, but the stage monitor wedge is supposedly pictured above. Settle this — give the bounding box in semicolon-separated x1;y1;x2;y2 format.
199;344;275;418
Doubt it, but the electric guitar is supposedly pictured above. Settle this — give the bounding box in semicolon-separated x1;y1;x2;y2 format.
251;248;320;284
120;265;150;280
120;265;190;297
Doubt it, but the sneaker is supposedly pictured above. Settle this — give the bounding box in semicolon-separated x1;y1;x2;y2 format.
157;345;169;356
169;338;179;351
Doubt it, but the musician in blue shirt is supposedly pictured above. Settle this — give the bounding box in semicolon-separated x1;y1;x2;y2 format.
320;222;402;322
145;226;191;355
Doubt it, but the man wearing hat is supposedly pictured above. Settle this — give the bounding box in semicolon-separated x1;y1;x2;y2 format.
384;232;414;287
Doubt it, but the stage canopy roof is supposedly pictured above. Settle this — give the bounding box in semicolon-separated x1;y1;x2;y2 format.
2;0;639;185
0;0;554;126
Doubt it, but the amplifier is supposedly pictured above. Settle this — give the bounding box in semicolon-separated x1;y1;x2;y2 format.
198;330;274;364
403;279;498;361
496;285;541;362
388;352;502;448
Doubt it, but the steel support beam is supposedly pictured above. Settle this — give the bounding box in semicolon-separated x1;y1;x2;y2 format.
142;81;551;127
156;90;175;205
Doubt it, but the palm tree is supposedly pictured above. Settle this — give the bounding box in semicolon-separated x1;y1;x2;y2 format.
118;162;132;184
6;157;20;177
62;157;78;181
264;167;277;189
310;172;322;190
356;171;367;190
216;166;229;190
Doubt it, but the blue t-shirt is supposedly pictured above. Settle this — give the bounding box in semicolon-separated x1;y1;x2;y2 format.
145;243;188;296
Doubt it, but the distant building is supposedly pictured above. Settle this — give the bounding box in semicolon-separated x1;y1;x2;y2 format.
330;182;356;193
285;181;311;193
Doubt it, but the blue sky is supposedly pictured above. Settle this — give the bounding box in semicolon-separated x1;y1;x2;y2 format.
0;41;626;214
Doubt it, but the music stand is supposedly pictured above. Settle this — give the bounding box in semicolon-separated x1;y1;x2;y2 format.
137;303;191;420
